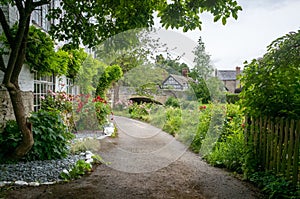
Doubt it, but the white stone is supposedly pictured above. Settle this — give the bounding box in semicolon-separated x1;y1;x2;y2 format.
85;158;93;164
41;181;56;185
15;180;28;186
28;182;40;186
62;169;69;174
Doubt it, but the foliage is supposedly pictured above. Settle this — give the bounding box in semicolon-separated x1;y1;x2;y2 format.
41;90;75;132
76;55;106;94
162;107;182;136
226;93;240;104
123;64;167;88
165;97;180;108
63;47;88;79
25;25;57;75
189;77;211;104
60;159;92;181
128;102;152;122
240;30;300;119
74;94;111;130
190;37;214;80
0;120;21;163
70;138;101;154
155;54;188;75
26;110;75;161
95;65;123;97
249;172;299;199
41;90;73;113
93;96;112;126
47;0;242;48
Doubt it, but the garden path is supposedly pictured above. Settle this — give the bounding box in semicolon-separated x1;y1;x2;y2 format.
2;116;264;199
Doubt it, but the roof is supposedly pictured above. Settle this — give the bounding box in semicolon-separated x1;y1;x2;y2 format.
164;74;192;86
216;70;238;81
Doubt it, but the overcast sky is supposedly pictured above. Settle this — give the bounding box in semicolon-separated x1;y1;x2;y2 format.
156;0;300;70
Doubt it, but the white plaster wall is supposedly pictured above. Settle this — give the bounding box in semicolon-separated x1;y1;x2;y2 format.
0;65;33;92
19;65;34;91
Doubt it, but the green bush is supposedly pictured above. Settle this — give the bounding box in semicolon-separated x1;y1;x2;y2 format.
128;102;152;122
27;110;75;161
165;97;180;108
226;93;240;104
0;120;22;163
206;130;245;173
249;171;299;199
189;104;212;153
240;30;300;119
162;107;182;136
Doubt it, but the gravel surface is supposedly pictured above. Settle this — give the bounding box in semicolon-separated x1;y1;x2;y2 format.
0;132;105;186
0;155;84;185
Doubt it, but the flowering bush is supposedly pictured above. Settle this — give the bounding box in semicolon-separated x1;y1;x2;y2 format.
128;102;152;122
41;90;75;131
41;90;73;113
74;94;111;130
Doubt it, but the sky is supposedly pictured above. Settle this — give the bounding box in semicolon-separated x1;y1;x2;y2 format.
156;0;300;70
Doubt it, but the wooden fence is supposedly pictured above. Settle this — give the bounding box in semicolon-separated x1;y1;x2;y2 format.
245;116;300;186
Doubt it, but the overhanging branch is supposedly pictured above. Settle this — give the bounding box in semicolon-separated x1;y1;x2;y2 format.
32;0;51;8
0;55;6;73
0;8;13;46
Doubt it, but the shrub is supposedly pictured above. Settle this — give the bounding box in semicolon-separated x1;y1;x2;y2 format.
74;94;111;130
240;30;300;119
70;138;100;154
226;93;240;104
249;171;299;199
165;97;180;108
128;102;152;122
26;110;75;161
0;120;22;163
162;107;182;136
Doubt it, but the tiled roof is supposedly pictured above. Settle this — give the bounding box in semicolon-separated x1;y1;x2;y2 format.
168;74;192;85
216;70;237;81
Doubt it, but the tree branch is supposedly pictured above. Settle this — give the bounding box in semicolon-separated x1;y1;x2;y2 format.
0;55;6;73
0;8;13;46
32;0;51;8
15;0;24;16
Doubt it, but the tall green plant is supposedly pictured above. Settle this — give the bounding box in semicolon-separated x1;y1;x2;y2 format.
240;30;300;119
27;110;75;161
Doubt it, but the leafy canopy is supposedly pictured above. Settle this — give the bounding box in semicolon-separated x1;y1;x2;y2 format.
47;0;242;48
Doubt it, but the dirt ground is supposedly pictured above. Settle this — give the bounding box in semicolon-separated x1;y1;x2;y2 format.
1;117;265;199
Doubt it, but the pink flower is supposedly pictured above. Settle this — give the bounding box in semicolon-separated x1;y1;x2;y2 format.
40;96;45;100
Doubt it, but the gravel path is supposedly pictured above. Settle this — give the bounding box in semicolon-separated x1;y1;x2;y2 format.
1;116;265;199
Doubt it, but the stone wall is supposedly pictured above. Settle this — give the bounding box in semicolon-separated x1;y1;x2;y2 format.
0;89;33;130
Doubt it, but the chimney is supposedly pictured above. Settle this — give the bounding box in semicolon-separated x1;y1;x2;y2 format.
236;66;241;88
182;68;188;77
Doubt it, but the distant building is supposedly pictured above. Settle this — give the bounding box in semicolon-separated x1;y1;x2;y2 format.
215;66;242;93
161;69;193;91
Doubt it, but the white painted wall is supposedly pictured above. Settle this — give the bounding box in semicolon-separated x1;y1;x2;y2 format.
0;65;34;92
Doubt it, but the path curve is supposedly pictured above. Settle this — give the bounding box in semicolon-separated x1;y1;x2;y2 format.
2;116;265;199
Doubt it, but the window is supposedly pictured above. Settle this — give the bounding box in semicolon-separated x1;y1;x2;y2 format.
33;72;55;111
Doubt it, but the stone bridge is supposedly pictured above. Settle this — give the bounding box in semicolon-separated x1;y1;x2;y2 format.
116;86;189;105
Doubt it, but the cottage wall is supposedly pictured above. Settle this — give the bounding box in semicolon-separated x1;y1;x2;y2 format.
0;90;33;130
223;80;236;93
0;65;34;130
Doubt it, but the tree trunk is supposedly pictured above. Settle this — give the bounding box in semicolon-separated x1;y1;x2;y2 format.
113;83;120;109
3;13;34;160
7;86;34;159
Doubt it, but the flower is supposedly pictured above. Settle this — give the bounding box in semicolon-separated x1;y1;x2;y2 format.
40;96;45;100
199;105;207;110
